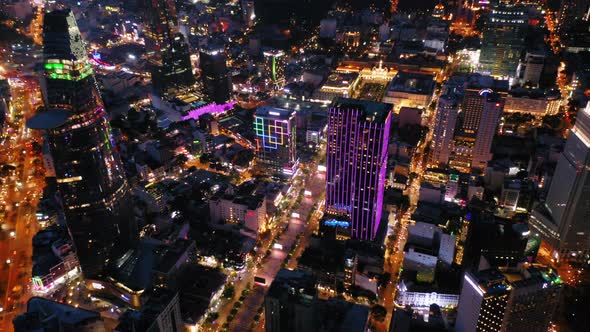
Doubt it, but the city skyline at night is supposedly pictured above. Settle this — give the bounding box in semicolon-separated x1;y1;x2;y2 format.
0;0;589;331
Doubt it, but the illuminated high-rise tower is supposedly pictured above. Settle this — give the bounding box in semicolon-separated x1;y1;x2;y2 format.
324;98;391;241
254;106;297;176
28;9;135;279
449;85;505;173
430;94;459;166
263;49;286;90
200;44;232;104
479;3;527;78
530;104;590;262
143;0;194;97
455;269;510;332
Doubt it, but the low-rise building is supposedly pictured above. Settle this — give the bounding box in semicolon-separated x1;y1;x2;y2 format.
383;71;436;111
209;192;266;233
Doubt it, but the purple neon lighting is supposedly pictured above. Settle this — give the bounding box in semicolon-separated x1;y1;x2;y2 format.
325;106;391;241
181;101;236;121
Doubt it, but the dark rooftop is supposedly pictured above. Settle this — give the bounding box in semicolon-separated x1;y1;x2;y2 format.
388;71;436;95
26;109;73;130
331;97;391;123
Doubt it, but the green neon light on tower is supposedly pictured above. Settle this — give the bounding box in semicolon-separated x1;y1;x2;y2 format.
272;57;276;81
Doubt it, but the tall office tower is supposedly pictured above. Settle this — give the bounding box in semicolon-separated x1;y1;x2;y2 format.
456;265;563;332
263;49;286;90
450;87;504;173
502;265;563;332
556;0;590;36
479;4;527;78
265;269;318;332
142;0;194;97
471;94;503;170
199;44;232;104
27;9;135;279
325;98;391;241
455;269;510;332
254;106;297;176
530;104;590;261
430;94;459;166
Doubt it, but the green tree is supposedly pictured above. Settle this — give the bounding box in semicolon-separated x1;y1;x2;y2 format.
371;304;387;322
223;286;235;299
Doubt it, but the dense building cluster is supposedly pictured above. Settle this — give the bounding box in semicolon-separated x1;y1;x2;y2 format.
0;0;589;332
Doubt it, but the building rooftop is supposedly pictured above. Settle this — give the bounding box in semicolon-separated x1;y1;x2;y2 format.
331;97;391;123
387;71;436;95
318;298;369;332
26;109;73;130
115;288;179;332
255;105;294;120
267;269;317;303
321;72;359;90
468;269;511;296
14;297;102;330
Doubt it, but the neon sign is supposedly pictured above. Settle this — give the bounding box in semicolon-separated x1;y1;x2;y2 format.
478;88;494;96
325;219;350;228
254;114;290;150
181;101;236;121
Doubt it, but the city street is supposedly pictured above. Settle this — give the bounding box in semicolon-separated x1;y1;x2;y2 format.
0;78;44;331
229;169;325;332
203;161;326;332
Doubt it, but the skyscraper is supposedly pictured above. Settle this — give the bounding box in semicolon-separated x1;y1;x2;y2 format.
143;0;194;97
263;49;286;90
456;265;563;332
530;103;590;262
556;0;590;37
200;44;232;104
254;106;297;176
479;4;528;78
449;87;504;173
325;98;391;241
471;94;503;170
455;269;510;332
265;269;318;332
430;94;459;166
502;265;563;332
27;9;135;279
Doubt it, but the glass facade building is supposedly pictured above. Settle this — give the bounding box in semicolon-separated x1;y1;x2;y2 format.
254;106;297;176
142;0;194;97
200;44;232;104
479;4;527;78
29;9;135;279
530;104;590;262
263;49;286;90
324;98;391;241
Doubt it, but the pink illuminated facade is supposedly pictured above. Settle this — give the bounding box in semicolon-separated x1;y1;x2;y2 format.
181;101;236;121
325;98;392;241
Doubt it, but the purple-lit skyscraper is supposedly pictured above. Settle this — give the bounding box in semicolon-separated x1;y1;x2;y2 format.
324;98;392;241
